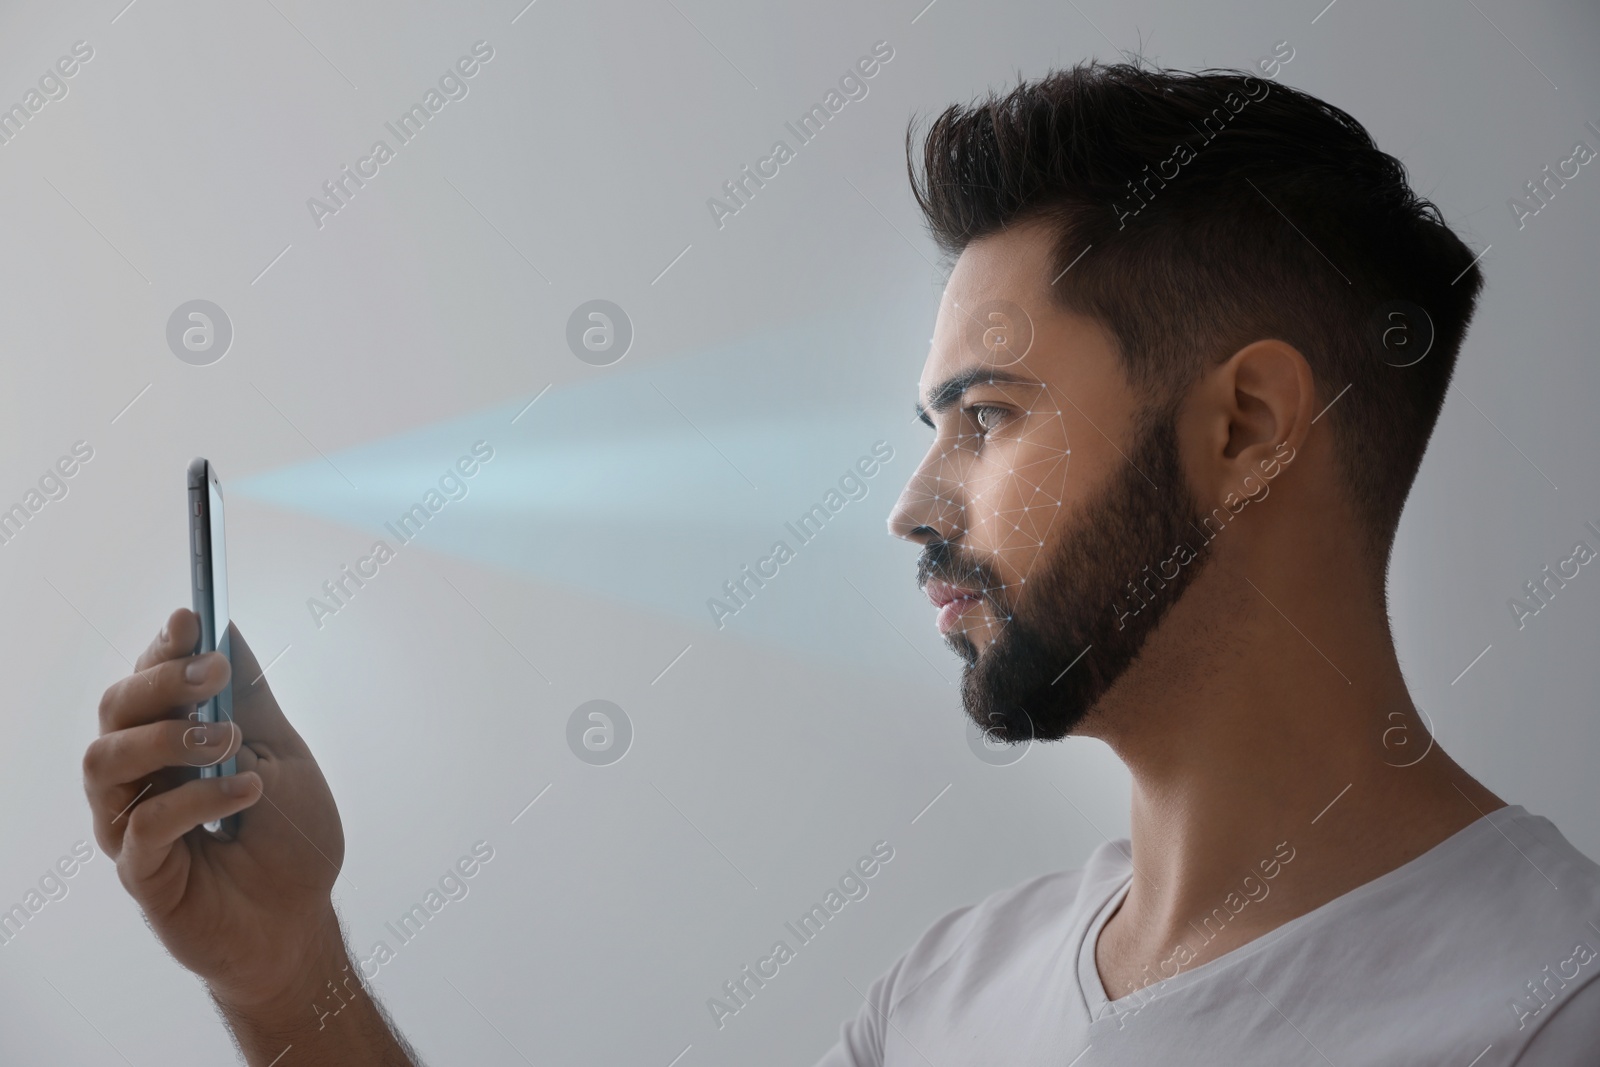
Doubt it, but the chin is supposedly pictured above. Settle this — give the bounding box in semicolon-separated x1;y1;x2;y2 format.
954;613;1106;744
944;629;980;668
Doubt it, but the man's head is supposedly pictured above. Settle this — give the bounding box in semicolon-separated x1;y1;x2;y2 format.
887;62;1485;743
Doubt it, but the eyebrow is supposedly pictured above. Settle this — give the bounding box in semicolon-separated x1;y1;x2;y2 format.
915;367;1043;428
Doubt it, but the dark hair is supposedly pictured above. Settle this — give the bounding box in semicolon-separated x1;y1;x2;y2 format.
908;60;1485;562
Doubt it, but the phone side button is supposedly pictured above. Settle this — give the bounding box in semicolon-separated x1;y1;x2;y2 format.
195;563;205;591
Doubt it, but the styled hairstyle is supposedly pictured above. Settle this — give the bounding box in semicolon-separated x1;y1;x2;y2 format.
908;60;1485;561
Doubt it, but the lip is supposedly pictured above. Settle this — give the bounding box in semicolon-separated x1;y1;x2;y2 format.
925;579;984;634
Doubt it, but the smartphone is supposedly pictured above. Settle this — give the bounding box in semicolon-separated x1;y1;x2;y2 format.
188;458;239;838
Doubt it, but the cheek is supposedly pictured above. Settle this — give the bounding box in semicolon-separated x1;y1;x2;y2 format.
967;418;1073;569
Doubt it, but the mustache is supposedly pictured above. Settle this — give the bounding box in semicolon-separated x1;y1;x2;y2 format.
916;540;998;599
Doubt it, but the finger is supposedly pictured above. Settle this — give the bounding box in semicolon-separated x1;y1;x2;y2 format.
98;649;232;734
135;608;199;673
85;719;244;800
85;719;244;859
119;773;262;884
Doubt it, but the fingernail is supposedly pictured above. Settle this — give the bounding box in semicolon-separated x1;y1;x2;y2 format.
200;722;232;746
185;656;211;684
220;775;252;797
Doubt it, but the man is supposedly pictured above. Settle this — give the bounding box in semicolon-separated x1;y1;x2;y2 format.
84;63;1599;1065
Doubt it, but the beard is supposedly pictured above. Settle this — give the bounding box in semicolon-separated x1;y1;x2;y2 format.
917;403;1213;744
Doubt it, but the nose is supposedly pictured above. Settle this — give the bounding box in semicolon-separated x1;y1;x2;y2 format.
887;440;967;545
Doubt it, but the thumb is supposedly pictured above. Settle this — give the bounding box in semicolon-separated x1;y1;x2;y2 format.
223;622;303;749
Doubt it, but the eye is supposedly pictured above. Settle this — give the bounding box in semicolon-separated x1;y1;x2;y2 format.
969;404;1009;434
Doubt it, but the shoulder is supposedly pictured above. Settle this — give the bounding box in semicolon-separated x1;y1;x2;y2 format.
1514;971;1600;1063
877;840;1130;1016
814;844;1128;1067
1395;807;1600;1058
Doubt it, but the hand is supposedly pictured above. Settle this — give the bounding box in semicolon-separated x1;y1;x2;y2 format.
83;607;346;1012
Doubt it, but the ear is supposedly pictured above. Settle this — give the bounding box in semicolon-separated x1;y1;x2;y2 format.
1188;339;1316;498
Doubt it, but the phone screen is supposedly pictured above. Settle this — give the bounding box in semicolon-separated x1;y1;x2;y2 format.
199;464;237;807
209;473;229;662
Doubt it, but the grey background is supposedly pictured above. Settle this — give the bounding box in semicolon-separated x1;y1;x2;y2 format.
0;0;1596;1063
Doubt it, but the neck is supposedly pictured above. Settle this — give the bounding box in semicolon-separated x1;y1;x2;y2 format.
1083;546;1504;984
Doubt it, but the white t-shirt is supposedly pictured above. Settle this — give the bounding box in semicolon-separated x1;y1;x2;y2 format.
817;804;1600;1065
